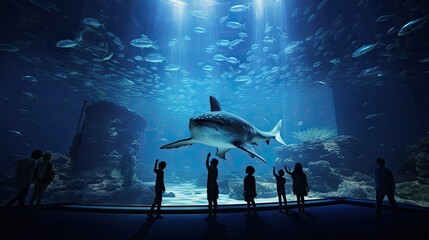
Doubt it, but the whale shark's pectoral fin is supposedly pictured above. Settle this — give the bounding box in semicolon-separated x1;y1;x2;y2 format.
160;137;196;149
216;147;231;159
233;142;267;164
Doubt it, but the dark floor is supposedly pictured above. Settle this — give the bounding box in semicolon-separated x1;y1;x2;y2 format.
1;198;429;240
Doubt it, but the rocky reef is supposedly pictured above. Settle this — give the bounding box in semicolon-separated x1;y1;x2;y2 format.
189;135;375;202
39;153;155;205
46;101;153;204
187;135;385;202
395;131;429;206
273;135;374;198
268;133;429;207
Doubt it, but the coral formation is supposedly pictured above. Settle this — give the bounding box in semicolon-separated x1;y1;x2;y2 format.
292;127;338;142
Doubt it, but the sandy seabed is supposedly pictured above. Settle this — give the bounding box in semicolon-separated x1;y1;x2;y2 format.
161;182;296;206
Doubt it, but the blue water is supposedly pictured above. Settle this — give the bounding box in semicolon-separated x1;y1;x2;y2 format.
0;0;428;206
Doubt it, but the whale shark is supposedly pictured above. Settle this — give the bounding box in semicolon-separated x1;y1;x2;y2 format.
160;96;286;163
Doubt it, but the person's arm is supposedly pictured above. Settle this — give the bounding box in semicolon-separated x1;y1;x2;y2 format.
154;159;158;173
273;167;277;177
304;174;309;192
206;152;211;170
243;176;247;192
374;168;379;191
284;166;292;175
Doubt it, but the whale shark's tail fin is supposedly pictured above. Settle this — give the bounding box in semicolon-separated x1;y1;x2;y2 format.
270;119;286;145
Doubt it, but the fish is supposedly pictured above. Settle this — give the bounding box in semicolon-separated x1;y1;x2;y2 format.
130;38;159;49
229;5;250;12
202;65;214;71
418;56;429;62
101;52;113;61
226;21;246;29
226;56;239;64
213;54;226;62
398;15;429;36
352;42;377;57
55;39;79;48
164;64;182;71
310;80;327;86
191;11;209;19
376;15;393;22
144;53;165;63
234;75;251;82
21;91;38;100
82;17;104;29
0;43;19;52
3;130;24;137
193;27;206;33
238;32;248;38
160;96;286;163
386;26;399;35
365;113;386;119
0;97;14;105
219;15;229;23
21;75;39;83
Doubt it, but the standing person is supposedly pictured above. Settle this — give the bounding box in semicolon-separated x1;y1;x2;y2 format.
28;153;56;213
4;150;41;211
273;167;287;212
285;163;309;213
147;159;166;219
206;152;219;219
374;157;398;217
243;166;257;214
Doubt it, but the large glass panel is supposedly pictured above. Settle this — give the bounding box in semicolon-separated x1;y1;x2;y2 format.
0;0;428;207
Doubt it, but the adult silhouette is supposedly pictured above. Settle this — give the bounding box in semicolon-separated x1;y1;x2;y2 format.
206;152;219;219
374;157;398;216
5;150;41;211
285;163;309;213
28;153;56;214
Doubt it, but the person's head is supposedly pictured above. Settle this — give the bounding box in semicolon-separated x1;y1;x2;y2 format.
158;161;167;169
31;150;43;159
210;158;219;167
294;163;303;173
246;165;255;175
376;157;385;167
43;153;52;161
278;169;285;177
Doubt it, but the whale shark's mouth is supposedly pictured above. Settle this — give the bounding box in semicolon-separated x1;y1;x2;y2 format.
191;119;225;131
194;123;218;131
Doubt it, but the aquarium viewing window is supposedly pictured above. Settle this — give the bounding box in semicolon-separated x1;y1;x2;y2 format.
0;0;428;208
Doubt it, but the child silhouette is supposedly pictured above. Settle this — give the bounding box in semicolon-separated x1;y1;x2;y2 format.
243;166;257;214
148;159;166;219
273;167;287;212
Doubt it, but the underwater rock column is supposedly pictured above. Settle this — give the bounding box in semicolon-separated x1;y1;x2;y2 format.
69;100;147;187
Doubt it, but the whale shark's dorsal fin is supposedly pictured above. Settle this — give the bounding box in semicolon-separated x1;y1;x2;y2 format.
210;96;222;111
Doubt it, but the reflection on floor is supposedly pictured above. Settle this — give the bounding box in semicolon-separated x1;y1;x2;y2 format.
1;198;429;240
